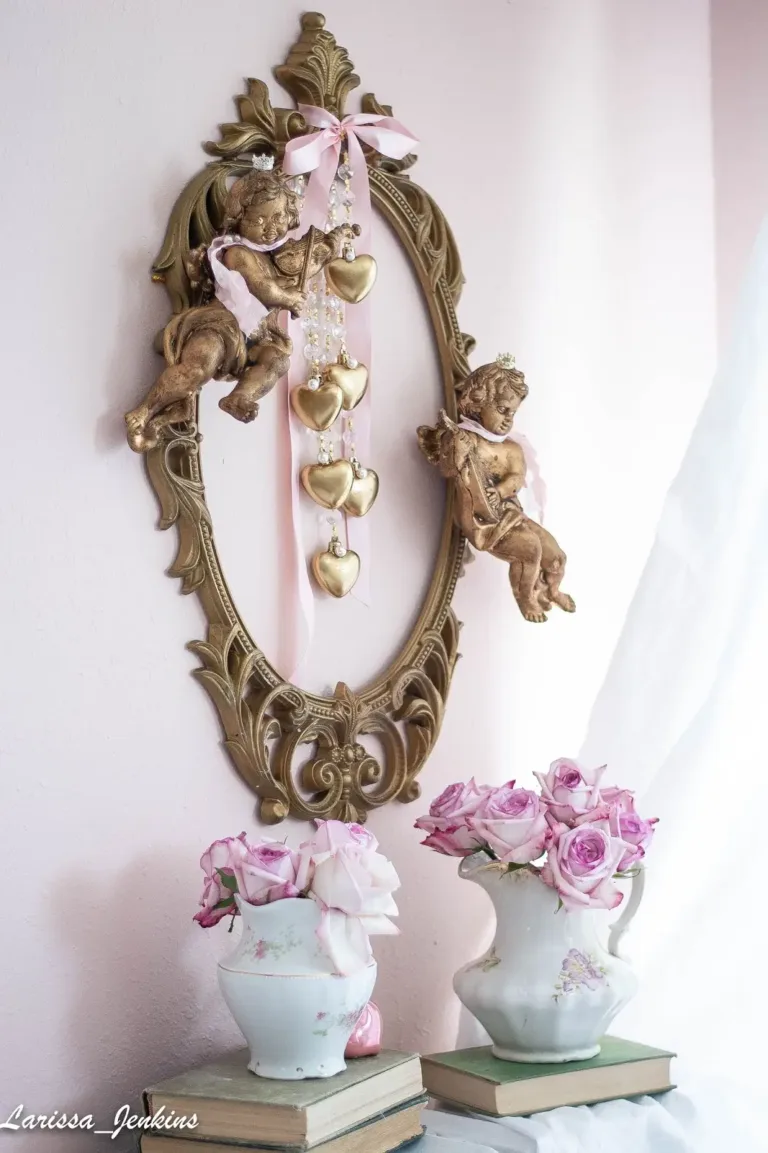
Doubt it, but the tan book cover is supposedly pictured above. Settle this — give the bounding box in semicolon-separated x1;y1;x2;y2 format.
139;1095;426;1153
143;1050;422;1147
421;1036;675;1116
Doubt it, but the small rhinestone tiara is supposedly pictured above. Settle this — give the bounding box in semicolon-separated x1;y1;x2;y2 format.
251;153;275;171
495;352;516;369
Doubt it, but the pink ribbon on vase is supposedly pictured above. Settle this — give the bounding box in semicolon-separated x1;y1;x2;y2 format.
283;107;418;609
458;417;548;524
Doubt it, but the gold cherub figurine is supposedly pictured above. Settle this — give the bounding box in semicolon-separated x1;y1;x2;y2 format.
418;355;574;623
125;155;359;452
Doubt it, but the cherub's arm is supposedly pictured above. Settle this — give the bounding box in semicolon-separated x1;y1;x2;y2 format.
222;247;306;315
493;442;526;501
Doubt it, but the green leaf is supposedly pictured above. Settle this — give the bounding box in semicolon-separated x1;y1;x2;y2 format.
555;897;564;913
213;895;236;911
216;869;238;891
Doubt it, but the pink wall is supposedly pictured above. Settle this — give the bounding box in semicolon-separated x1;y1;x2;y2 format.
711;0;768;344
1;2;717;1149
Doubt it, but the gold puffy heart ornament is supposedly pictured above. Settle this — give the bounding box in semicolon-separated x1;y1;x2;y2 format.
312;546;361;598
324;362;369;411
300;459;355;509
343;468;379;517
290;382;344;431
324;254;378;303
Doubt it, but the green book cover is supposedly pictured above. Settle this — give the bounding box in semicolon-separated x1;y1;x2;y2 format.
423;1036;675;1085
146;1049;418;1109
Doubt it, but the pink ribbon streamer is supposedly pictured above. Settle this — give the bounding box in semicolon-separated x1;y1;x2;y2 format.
284;107;418;606
458;417;548;524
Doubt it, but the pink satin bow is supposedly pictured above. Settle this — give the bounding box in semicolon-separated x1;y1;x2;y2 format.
283;106;418;186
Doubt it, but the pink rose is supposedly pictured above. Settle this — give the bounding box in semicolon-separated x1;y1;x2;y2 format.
415;823;484;857
296;820;378;891
535;759;606;825
310;841;401;974
194;873;234;927
469;783;551;864
311;843;400;928
200;831;253;890
239;843;300;905
602;790;658;870
429;779;489;821
540;820;628;911
414;779;488;856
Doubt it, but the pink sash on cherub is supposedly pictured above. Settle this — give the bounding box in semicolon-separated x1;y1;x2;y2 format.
207;234;284;336
458;417;548;524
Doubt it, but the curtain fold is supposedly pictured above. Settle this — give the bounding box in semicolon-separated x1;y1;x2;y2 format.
579;217;768;1096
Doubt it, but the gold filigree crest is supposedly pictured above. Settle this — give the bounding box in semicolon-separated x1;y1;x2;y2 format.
141;12;474;822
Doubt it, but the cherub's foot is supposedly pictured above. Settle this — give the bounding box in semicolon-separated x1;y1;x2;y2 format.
520;600;548;623
219;393;260;423
125;409;158;453
554;593;576;613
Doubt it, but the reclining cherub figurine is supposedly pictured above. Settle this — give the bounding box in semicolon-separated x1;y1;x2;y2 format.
125;154;359;452
417;355;574;623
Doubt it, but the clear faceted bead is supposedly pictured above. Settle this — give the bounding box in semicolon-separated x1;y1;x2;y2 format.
303;343;318;361
318;450;331;465
341;189;355;207
338;163;354;180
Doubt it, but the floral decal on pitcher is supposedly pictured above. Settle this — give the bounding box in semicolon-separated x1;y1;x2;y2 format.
313;1006;366;1037
245;928;301;964
553;949;607;1001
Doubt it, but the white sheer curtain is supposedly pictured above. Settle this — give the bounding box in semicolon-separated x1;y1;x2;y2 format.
579;216;768;1101
448;220;768;1150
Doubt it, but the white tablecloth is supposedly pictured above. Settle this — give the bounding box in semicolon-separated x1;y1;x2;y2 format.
419;1067;768;1153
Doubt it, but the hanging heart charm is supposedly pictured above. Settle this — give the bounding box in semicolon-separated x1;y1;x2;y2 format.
312;545;361;598
324;362;369;411
290;382;344;431
300;459;355;509
325;254;378;303
343;467;379;517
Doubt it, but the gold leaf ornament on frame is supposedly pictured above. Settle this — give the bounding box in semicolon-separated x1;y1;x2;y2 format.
135;12;472;823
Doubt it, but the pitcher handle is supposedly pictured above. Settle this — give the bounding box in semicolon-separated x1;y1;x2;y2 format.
608;864;645;958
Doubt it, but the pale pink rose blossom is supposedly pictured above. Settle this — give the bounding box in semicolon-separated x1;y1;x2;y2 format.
414;779;488;856
540;820;628;911
602;790;658;870
194;873;233;927
311;841;401;974
239;843;300;905
469;783;551;864
535;759;607;826
199;831;253;891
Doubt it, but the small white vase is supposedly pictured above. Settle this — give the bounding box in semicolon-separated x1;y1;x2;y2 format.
453;854;644;1063
218;897;376;1079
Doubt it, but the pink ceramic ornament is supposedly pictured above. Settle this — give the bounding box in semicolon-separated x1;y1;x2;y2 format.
344;1000;382;1058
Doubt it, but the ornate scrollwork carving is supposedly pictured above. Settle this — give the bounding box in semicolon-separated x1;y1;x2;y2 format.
140;12;470;822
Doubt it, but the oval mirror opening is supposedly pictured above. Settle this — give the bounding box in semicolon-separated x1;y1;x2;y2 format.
198;211;447;697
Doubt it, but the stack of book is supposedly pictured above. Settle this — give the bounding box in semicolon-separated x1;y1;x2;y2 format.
140;1049;426;1153
421;1036;675;1116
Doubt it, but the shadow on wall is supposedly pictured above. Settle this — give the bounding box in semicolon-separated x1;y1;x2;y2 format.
7;851;242;1153
96;244;169;456
367;814;493;1056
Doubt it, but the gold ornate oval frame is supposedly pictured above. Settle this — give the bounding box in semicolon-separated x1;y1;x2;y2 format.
143;12;473;823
